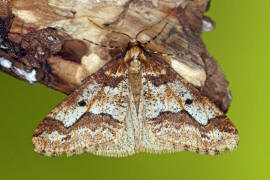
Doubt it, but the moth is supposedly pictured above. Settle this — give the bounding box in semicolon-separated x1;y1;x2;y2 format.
32;21;239;157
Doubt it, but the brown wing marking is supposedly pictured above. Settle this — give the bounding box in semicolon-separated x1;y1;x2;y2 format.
32;57;136;157
145;111;238;155
140;56;239;155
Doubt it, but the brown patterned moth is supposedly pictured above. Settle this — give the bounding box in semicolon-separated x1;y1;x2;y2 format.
31;12;239;157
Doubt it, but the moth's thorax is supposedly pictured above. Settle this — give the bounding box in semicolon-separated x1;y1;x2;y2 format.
125;42;145;113
124;42;147;73
124;45;144;60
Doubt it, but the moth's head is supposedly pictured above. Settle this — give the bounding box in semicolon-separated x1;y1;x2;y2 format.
128;39;140;48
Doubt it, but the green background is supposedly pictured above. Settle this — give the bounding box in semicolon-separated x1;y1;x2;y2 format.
0;0;269;179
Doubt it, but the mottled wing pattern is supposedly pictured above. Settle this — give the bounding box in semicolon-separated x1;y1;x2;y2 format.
140;56;239;155
32;56;136;157
32;44;238;157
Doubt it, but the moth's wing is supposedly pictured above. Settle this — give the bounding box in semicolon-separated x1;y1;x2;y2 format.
32;57;136;157
140;56;239;155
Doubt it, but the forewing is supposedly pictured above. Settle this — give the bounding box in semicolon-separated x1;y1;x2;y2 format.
32;57;136;157
140;56;239;155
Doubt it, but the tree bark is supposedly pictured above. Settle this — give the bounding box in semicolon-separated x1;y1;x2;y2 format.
0;0;231;112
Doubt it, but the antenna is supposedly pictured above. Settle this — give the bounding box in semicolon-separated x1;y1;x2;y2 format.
84;18;132;50
87;18;132;40
84;3;180;49
141;22;169;45
135;4;179;44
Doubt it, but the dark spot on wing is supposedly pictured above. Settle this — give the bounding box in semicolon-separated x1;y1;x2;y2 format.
185;99;193;105
78;100;86;106
103;23;110;27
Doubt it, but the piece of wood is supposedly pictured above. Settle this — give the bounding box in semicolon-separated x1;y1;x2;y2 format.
0;0;231;112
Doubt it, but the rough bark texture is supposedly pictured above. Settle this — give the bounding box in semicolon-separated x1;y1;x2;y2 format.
0;0;231;112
